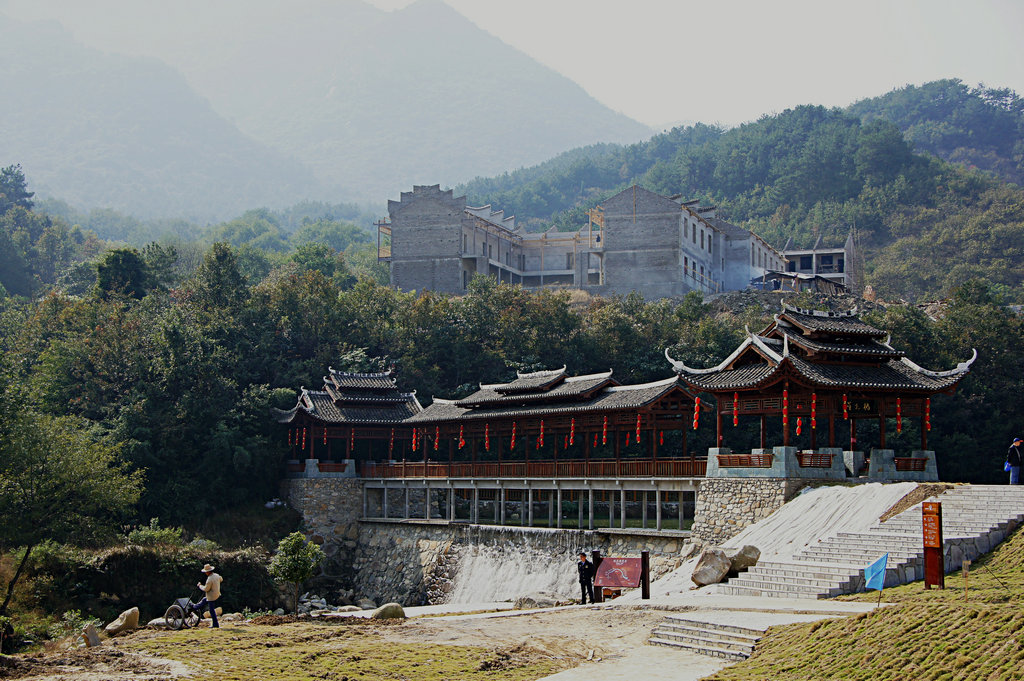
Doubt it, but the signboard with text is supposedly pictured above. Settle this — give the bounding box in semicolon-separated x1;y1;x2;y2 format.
594;557;643;588
922;501;944;589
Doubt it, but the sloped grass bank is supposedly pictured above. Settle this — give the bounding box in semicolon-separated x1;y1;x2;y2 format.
129;623;567;681
708;525;1024;680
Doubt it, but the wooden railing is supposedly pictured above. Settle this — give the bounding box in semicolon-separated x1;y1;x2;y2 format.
359;458;706;479
796;452;833;468
894;457;927;472
717;453;774;468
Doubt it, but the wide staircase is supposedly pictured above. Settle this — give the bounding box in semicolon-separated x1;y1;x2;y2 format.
647;615;762;660
716;484;1024;599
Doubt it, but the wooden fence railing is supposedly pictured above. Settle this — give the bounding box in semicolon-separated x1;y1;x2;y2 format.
359;458;706;479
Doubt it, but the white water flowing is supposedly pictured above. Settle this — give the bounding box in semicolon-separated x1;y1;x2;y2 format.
445;526;593;604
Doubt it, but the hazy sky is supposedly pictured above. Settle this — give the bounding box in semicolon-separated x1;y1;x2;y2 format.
4;0;1022;129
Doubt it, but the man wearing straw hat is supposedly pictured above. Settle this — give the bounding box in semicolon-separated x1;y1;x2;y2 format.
196;564;223;628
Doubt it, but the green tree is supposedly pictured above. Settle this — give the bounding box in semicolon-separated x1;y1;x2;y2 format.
0;164;34;214
95;248;150;299
268;532;325;616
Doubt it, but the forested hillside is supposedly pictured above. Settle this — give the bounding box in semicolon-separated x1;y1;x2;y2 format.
459;85;1024;302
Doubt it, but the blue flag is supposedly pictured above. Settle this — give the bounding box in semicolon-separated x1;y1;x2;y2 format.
864;553;888;591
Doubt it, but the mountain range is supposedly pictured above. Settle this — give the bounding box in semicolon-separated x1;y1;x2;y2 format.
0;0;651;220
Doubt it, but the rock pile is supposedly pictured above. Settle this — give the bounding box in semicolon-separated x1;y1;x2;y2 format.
295;592;380;615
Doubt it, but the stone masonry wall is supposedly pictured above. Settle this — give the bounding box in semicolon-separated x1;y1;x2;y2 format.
691;478;807;546
281;479;700;607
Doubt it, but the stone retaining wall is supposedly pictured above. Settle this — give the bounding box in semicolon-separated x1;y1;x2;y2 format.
691;477;807;546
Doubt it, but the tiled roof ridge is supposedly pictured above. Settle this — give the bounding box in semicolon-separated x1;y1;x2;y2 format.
781;303;858;318
604;375;680;392
328;367;394;379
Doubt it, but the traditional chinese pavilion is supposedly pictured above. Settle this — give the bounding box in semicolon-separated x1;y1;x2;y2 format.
666;305;976;480
275;368;422;475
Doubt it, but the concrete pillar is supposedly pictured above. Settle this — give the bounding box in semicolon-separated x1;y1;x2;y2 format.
494;487;501;524
404;487;410;519
655;488;662;531
609;492;615;529
448;488;455;521
473;487;479;524
577;490;583;528
362;486;368;519
557;488;563;529
500;488;506;525
678;491;685;530
547;491;554;528
620;489;626;529
424;486;431;520
642;490;648;529
527;488;534;527
588;488;595;530
382;487;389;519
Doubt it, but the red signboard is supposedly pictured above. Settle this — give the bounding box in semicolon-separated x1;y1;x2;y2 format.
922;501;944;589
594;557;643;588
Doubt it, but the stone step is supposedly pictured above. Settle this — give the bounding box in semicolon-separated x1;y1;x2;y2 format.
723;577;841;598
647;637;749;660
797;548;920;562
714;583;826;599
731;570;852;590
652;626;759;652
809;539;923;552
749;565;863;582
756;560;871;576
662;616;765;638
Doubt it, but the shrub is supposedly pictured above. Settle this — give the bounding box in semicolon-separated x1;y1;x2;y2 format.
127;519;184;547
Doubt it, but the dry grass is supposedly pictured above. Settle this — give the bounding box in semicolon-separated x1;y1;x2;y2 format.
878;483;955;523
708;524;1024;680
125;622;568;681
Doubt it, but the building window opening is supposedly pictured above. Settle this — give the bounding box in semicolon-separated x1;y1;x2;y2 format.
799;255;812;270
566;253;574;269
684;256;688;274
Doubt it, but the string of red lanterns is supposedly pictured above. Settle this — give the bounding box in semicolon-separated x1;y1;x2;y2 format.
570;418;576;446
842;394;849;420
602;416;608;445
511;421;517;450
811;393;817;430
433;425;439;451
389;428;394;454
485;423;490;451
458;424;465;450
733;391;739;427
782;389;789;427
925;398;931;431
693;397;701;430
412;427;417;451
796;417;802;436
896;397;902;434
635;413;641;442
302;427;307;450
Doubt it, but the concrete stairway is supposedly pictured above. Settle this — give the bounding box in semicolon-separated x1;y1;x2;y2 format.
647;615;762;660
716;484;1024;599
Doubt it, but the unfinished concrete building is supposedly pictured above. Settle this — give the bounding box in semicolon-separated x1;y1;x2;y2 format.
381;184;786;299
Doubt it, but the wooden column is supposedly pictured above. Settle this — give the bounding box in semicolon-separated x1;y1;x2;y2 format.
614;430;621;477
829;408;836;448
760;414;767;449
880;412;887;449
716;406;723;448
921;398;929;450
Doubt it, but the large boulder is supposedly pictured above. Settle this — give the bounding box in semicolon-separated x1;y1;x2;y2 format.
81;623;102;647
370;603;406;619
726;545;761;577
104;607;140;636
201;607;224;619
513;591;569;609
336;605;362;613
146;617;171;630
691;548;731;586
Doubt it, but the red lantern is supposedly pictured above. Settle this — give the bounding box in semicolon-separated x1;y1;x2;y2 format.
485;423;490;451
636;413;641;442
659;431;664;446
896;397;902;434
843;394;849;420
693;396;701;430
602;416;607;445
302;427;307;450
733;391;739;427
593;433;598;448
570;418;576;446
511;421;517;450
459;424;465;450
288;430;292;446
782;389;789;426
925;398;931;431
539;420;545;447
811;393;817;430
796;417;802;436
434;426;439;451
564;435;568;448
412;428;417;451
323;428;327;446
389;428;394;454
626;432;631;446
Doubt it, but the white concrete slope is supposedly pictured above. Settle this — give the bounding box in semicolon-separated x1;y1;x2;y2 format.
717;484;1024;599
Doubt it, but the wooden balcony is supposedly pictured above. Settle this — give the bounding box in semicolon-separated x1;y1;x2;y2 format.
894;457;927;472
716;453;774;468
359;458;706;479
796;452;833;468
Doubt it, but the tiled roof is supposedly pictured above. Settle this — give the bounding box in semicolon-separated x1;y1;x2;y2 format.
327;369;397;390
408;376;687;424
678;364;780;391
282;389;420;425
774;325;903;358
325;384;417;403
457;372;614;407
780;309;886;338
786;356;964;391
491;367;567;394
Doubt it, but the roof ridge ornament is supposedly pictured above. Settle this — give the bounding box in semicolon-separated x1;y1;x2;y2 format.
749;332;785;364
899;348;978;378
665;334;754;375
515;365;567;379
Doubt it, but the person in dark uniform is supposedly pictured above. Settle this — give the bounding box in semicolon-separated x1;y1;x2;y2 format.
577;551;595;604
1007;437;1023;485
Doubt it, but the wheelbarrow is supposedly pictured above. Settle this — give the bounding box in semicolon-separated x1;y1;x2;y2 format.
163;588;205;630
